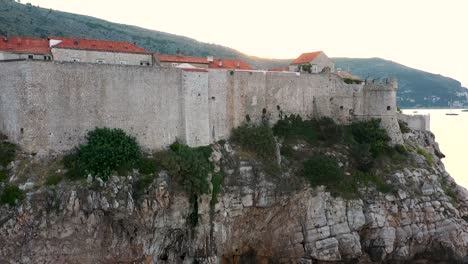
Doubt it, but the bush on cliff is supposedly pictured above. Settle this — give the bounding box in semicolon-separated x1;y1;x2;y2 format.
168;142;213;196
349;119;391;157
232;123;277;159
273;115;342;144
303;155;344;188
0;185;24;206
154;142;214;227
273;114;318;143
0;140;16;168
64;128;141;180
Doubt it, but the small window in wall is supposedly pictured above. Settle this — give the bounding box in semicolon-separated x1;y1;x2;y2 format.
140;61;150;66
387;106;391;111
312;64;318;73
96;59;106;64
119;60;127;65
28;55;33;59
71;57;80;62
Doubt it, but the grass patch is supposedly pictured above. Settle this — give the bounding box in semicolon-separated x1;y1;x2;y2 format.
0;185;24;206
0;170;7;182
417;147;434;166
441;178;457;205
0;140;16;167
302;155;393;198
398;120;411;134
45;174;62;186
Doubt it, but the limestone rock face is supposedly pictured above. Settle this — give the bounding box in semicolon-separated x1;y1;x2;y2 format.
1;131;468;263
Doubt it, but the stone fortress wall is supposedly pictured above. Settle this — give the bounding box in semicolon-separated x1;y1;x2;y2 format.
0;61;412;154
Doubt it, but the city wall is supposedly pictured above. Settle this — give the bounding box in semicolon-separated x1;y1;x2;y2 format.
397;113;430;131
0;61;403;154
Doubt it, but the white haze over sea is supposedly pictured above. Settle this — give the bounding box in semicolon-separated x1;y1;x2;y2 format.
403;109;468;188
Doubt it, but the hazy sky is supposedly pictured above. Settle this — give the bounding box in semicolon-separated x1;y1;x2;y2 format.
26;0;468;86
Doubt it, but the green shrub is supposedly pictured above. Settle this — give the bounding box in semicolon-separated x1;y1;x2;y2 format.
398;120;411;133
0;170;7;182
167;142;213;196
417;147;434;166
273;116;342;144
349;119;391;157
316;117;343;144
63;128;141;180
0;185;24;206
273;114;318;143
303;155;343;188
133;174;154;199
232;123;277;159
137;157;157;174
350;143;374;172
440;178;457;205
394;144;408;155
46;174;62;186
211;172;224;205
0;141;16;167
352;171;393;193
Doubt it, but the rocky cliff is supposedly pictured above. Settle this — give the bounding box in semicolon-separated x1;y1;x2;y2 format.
1;129;468;264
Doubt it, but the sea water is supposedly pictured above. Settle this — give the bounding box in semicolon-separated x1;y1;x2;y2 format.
403;109;468;188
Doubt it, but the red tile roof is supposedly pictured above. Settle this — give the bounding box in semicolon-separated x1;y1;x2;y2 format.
336;70;363;81
0;36;50;55
50;36;151;54
290;51;323;65
268;67;289;72
182;68;208;72
155;54;209;64
209;59;253;70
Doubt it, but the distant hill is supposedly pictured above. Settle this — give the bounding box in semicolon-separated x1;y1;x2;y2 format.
0;0;289;69
334;58;468;108
0;0;466;108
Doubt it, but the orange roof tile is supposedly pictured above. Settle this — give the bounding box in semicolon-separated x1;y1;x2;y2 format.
50;36;151;54
182;68;208;72
155;54;209;64
209;59;253;70
336;70;363;81
268;67;289;72
0;36;50;55
290;51;323;65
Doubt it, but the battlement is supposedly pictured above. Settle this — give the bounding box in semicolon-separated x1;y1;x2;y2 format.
363;77;398;91
0;61;404;153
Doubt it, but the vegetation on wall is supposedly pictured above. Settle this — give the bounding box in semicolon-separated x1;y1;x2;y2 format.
398;120;411;134
271;116;405;197
154;142;215;226
63;127;141;180
0;185;24;206
0;140;16;168
348;119;391;157
231;123;280;175
417;147;434;166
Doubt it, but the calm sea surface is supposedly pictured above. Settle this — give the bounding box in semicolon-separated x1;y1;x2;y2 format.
402;109;468;188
